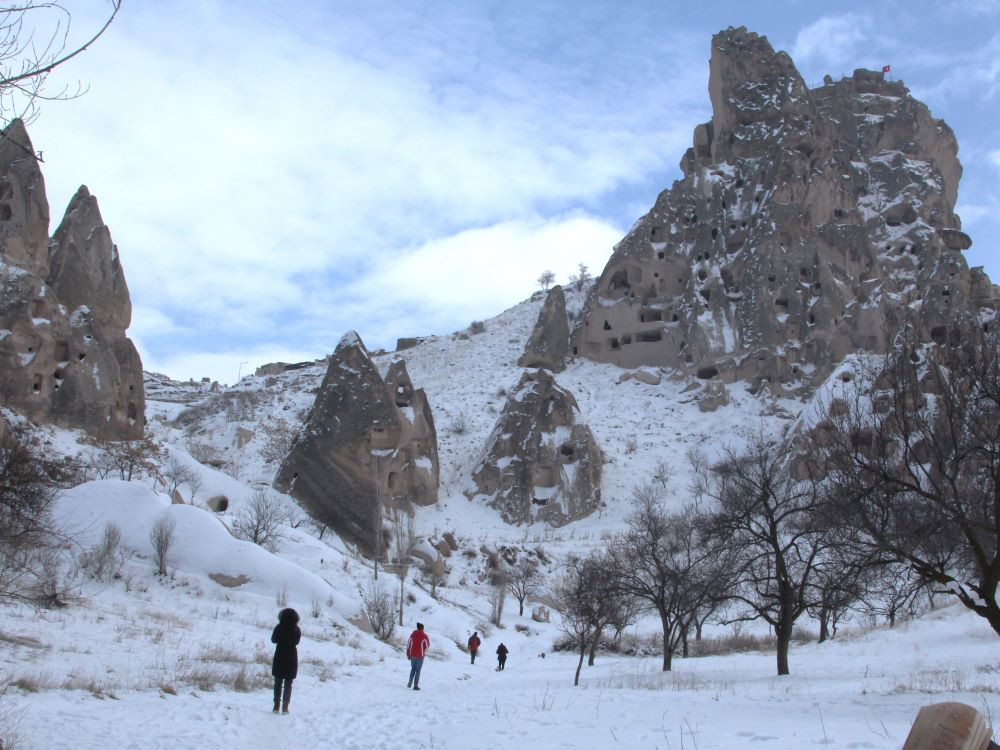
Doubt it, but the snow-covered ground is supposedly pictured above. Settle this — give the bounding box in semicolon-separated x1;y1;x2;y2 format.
2;290;997;748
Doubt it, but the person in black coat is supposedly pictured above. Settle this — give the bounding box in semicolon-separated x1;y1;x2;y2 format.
271;607;300;713
496;642;508;671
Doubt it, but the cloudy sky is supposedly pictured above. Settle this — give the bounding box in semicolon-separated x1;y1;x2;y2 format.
19;0;1000;383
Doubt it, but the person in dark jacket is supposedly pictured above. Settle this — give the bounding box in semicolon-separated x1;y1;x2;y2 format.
271;607;300;713
467;631;481;664
496;642;508;671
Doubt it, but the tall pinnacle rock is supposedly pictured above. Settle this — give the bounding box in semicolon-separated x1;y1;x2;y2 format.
0;120;144;438
572;27;994;394
274;332;439;555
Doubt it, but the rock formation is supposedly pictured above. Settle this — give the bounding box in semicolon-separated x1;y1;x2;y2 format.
518;285;570;371
0;120;144;438
572;27;996;394
273;332;439;554
467;369;602;525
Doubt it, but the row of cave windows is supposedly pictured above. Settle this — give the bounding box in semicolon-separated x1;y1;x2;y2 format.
654;184;761;231
650;216;758;245
602;298;822;346
30;367;137;396
24;339;87;362
27;372;139;420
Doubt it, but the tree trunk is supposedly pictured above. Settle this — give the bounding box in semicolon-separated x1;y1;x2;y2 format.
681;623;689;658
660;612;674;672
817;606;829;644
574;644;585;686
775;624;791;676
398;573;404;626
518;597;524;616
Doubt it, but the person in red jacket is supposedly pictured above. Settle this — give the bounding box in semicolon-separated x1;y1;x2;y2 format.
467;631;481;664
406;622;430;690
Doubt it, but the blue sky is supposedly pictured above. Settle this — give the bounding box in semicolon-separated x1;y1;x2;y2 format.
23;0;1000;383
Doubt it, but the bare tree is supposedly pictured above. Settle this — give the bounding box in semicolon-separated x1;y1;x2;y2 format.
553;552;634;686
186;470;203;503
805;549;864;643
358;578;396;641
700;436;832;676
537;269;555;291
149;514;176;576
0;1;123;126
260;417;297;464
857;561;928;628
423;557;446;599
232;489;290;553
78;521;131;582
568;262;592;292
817;319;1000;636
86;437;163;482
187;439;215;465
391;511;415;626
162;456;194;496
0;423;62;604
651;459;672;489
506;556;540;617
609;484;727;671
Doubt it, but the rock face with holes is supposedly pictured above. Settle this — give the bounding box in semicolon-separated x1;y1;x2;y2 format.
273;332;438;555
0;120;144;438
467;369;602;525
572;27;997;395
518;285;570;371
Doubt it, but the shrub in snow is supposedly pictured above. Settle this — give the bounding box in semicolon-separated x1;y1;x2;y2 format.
231;490;290;553
149;514;176;576
358;579;396;642
78;522;132;582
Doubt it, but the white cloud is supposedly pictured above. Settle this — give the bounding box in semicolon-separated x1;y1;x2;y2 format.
23;2;703;382
791;13;870;67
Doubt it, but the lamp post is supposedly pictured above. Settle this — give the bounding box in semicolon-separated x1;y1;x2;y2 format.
373;451;381;580
237;361;249;382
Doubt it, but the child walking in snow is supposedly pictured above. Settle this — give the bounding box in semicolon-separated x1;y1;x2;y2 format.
496;642;508;671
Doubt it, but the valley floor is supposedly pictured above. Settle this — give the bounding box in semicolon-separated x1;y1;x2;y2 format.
8;603;1000;750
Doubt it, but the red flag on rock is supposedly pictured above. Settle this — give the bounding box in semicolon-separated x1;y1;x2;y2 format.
882;64;891;73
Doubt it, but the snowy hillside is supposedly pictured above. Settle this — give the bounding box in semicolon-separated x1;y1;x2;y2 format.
2;287;996;749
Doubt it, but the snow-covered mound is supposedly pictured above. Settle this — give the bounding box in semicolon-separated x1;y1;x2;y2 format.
53;480;334;606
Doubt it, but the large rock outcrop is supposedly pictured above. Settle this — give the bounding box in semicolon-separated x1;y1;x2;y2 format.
273;332;439;554
467;369;602;525
0;121;144;438
572;27;997;394
518;285;570;371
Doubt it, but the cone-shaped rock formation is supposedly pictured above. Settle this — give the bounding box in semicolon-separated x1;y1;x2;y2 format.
274;332;439;555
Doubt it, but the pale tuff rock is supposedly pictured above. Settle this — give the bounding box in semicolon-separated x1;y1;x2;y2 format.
0;119;49;277
572;27;996;395
532;605;551;623
0;120;144;439
518;285;570;371
273;333;439;554
618;368;662;386
49;186;132;338
467;369;602;526
697;380;730;412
